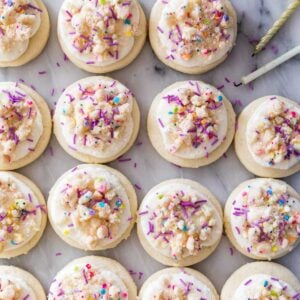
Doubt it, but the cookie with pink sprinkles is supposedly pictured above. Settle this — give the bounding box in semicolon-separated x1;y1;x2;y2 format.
54;76;140;164
0;0;50;67
149;0;237;74
224;178;300;260
48;256;137;300
0;82;52;171
0;265;46;299
221;262;300;300
0;171;47;259
235;95;300;178
148;80;235;168
57;0;147;73
139;267;219;299
137;179;223;267
48;164;137;251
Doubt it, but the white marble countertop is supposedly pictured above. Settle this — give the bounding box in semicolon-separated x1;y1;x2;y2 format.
0;0;299;296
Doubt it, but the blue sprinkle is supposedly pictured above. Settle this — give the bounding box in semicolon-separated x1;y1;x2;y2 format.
278;199;285;206
218;95;223;102
113;96;120;104
100;289;106;295
98;202;105;208
284;215;290;221
124;19;131;25
182;225;188;232
267;188;273;195
263;280;268;287
116;199;122;207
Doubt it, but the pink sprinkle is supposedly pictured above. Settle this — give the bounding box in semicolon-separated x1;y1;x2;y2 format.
49;146;54;156
158;118;164;128
157;26;164;33
244;279;252;286
134;184;142;190
118;158;132;162
38;71;47;75
51;88;55;96
229;247;234;256
55;252;62;256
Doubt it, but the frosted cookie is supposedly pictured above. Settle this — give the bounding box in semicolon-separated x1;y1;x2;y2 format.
139;267;219;299
235;96;300;178
0;171;47;259
224;178;300;260
54;76;140;164
221;262;300;300
148;80;235;168
0;265;46;299
137;179;223;267
57;0;146;73
48;256;137;299
48;164;137;251
0;0;50;67
149;0;237;74
0;82;51;171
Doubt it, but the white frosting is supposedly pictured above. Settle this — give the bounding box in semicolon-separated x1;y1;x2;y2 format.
58;0;141;66
49;258;129;300
0;82;43;163
247;97;300;170
0;0;41;62
157;81;228;159
0;274;36;300
156;0;235;67
49;165;132;250
55;77;134;159
234;274;297;300
139;182;222;259
142;272;216;300
0;172;43;255
230;179;300;259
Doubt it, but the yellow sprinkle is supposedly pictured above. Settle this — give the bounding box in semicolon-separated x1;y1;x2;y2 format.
271;246;278;252
63;229;70;236
125;30;132;37
74;266;79;272
100;0;106;4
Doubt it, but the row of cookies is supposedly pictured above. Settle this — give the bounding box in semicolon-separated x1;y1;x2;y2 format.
1;0;238;75
0;166;299;299
1;256;299;298
0;165;299;263
1;78;299;178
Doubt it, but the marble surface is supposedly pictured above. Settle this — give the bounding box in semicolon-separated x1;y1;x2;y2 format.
0;0;299;296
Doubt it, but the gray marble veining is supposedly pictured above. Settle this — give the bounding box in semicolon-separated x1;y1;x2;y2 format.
0;0;299;294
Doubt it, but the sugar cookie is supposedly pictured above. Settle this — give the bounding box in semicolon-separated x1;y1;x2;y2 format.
48;164;137;251
148;80;235;168
139;267;219;299
149;0;237;74
235;95;300;178
137;179;223;267
0;0;50;67
54;76;140;164
57;0;146;73
221;262;300;300
48;256;137;299
0;82;51;171
0;171;47;259
224;178;300;260
0;265;46;299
